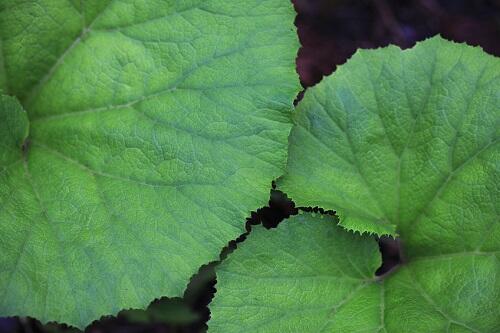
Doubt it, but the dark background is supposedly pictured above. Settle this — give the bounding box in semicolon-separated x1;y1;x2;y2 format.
1;0;498;332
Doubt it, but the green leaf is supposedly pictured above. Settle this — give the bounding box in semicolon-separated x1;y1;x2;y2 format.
209;37;500;332
0;94;28;166
0;0;300;328
209;214;500;332
278;36;499;237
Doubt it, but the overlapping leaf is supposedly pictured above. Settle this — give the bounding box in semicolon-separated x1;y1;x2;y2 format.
209;37;500;332
209;214;500;332
279;36;499;237
0;0;300;328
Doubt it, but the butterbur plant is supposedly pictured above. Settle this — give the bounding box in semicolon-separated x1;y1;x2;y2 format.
0;0;300;328
209;37;500;332
0;1;498;333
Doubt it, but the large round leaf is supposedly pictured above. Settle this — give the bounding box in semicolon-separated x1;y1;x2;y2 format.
278;36;499;237
0;0;300;328
209;214;500;332
209;36;499;332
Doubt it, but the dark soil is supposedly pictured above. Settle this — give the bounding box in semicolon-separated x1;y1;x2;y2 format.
296;0;499;87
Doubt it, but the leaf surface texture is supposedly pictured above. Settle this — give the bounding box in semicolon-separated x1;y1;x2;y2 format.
0;0;300;327
210;37;500;332
210;214;500;332
279;36;499;237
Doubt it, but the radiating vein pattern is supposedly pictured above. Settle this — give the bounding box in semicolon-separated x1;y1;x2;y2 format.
278;36;499;239
0;0;300;328
209;215;500;333
209;37;500;333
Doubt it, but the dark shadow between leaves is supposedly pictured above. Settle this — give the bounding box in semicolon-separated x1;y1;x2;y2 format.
375;237;403;276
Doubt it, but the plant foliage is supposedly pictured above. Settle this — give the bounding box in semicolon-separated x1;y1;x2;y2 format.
209;37;500;332
279;36;498;237
0;0;300;328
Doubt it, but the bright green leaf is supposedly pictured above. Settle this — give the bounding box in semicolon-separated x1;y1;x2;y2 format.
278;36;499;237
209;37;500;332
0;0;300;328
209;214;500;332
